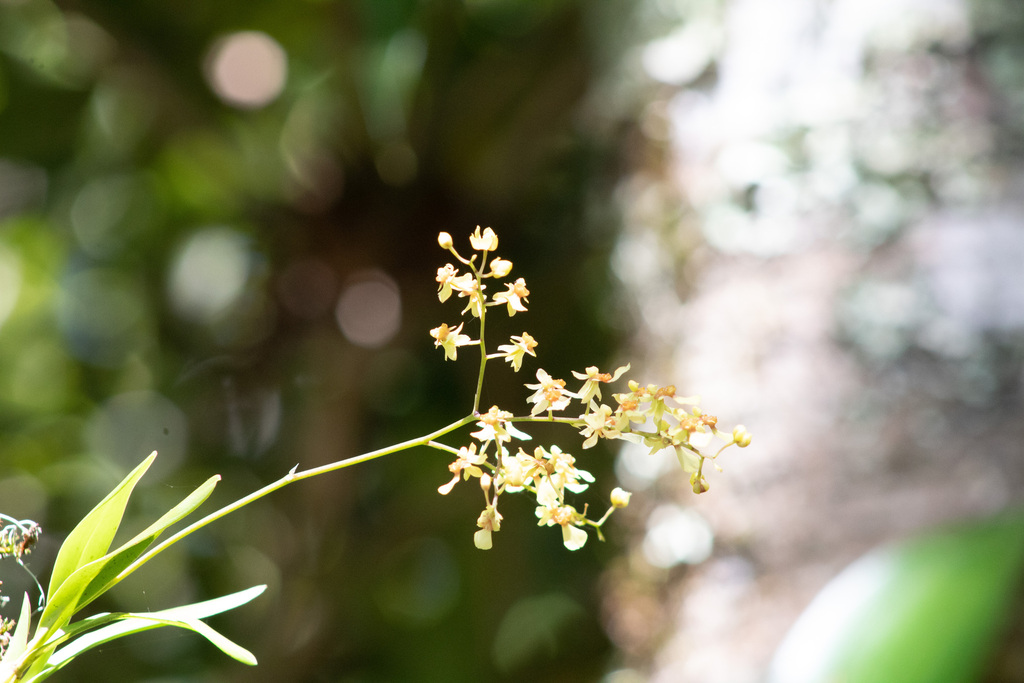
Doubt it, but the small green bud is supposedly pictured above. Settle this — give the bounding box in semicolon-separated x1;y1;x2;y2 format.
690;472;709;494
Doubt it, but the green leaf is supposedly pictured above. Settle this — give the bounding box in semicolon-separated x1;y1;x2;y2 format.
34;557;112;647
769;509;1024;683
0;594;34;680
33;471;220;649
46;452;156;599
27;585;267;681
35;453;157;644
76;475;220;611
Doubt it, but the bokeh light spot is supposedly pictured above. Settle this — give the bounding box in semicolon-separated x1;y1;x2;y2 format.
70;174;134;257
8;340;77;411
0;244;21;332
642;504;714;568
335;269;402;348
58;268;147;366
168;227;251;325
375;140;418;186
205;31;287;109
85;390;188;481
615;441;678;491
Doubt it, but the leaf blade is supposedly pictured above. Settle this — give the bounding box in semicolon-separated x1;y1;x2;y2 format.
36;585;267;679
76;475;221;611
46;452;156;599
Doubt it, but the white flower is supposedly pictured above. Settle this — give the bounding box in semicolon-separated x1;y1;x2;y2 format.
525;368;575;416
572;364;630;406
437;444;487;495
469;226;499;251
497;332;538;372
492;278;530;316
430;322;473;360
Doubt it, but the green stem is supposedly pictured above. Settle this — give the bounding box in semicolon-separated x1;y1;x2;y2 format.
471;258;488;414
119;415;477;582
591;506;616;527
508;415;583;425
426;440;461;456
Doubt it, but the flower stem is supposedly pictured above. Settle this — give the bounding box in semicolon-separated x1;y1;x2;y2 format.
120;415;477;582
472;259;488;414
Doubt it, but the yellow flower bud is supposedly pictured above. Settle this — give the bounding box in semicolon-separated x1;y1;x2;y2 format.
437;232;454;249
610;487;632;508
732;425;752;448
480;473;492;493
490;257;513;277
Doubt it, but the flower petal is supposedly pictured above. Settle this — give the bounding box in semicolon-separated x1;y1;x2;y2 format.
562;524;588;551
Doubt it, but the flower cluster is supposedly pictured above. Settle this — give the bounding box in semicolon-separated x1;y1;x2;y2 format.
429;228;751;550
0;517;40;561
439;407;605;551
0;612;14;661
0;515;41;658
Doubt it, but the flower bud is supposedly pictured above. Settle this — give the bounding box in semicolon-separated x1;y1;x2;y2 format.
732;425;752;448
437;232;453;249
690;472;709;494
610;487;632;508
490;257;513;277
480;473;492;493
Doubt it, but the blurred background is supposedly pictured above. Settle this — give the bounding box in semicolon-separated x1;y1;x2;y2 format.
1;0;1023;682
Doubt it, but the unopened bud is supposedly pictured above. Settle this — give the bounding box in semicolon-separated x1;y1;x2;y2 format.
490;257;513;277
732;425;752;448
690;472;709;494
438;232;453;249
610;487;632;508
480;473;492;492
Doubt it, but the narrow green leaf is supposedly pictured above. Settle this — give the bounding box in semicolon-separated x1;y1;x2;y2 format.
154;584;267;621
35;472;220;646
35;557;110;644
77;475;220;610
18;642;58;683
171;618;258;665
46;452;156;599
31;586;267;680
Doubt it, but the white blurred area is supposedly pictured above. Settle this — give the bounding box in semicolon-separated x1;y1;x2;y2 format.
604;0;1024;681
205;31;287;109
168;227;253;324
166;226;276;348
335;269;403;349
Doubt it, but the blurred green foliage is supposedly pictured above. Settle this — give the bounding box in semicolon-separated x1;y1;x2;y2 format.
771;510;1024;683
0;0;648;680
